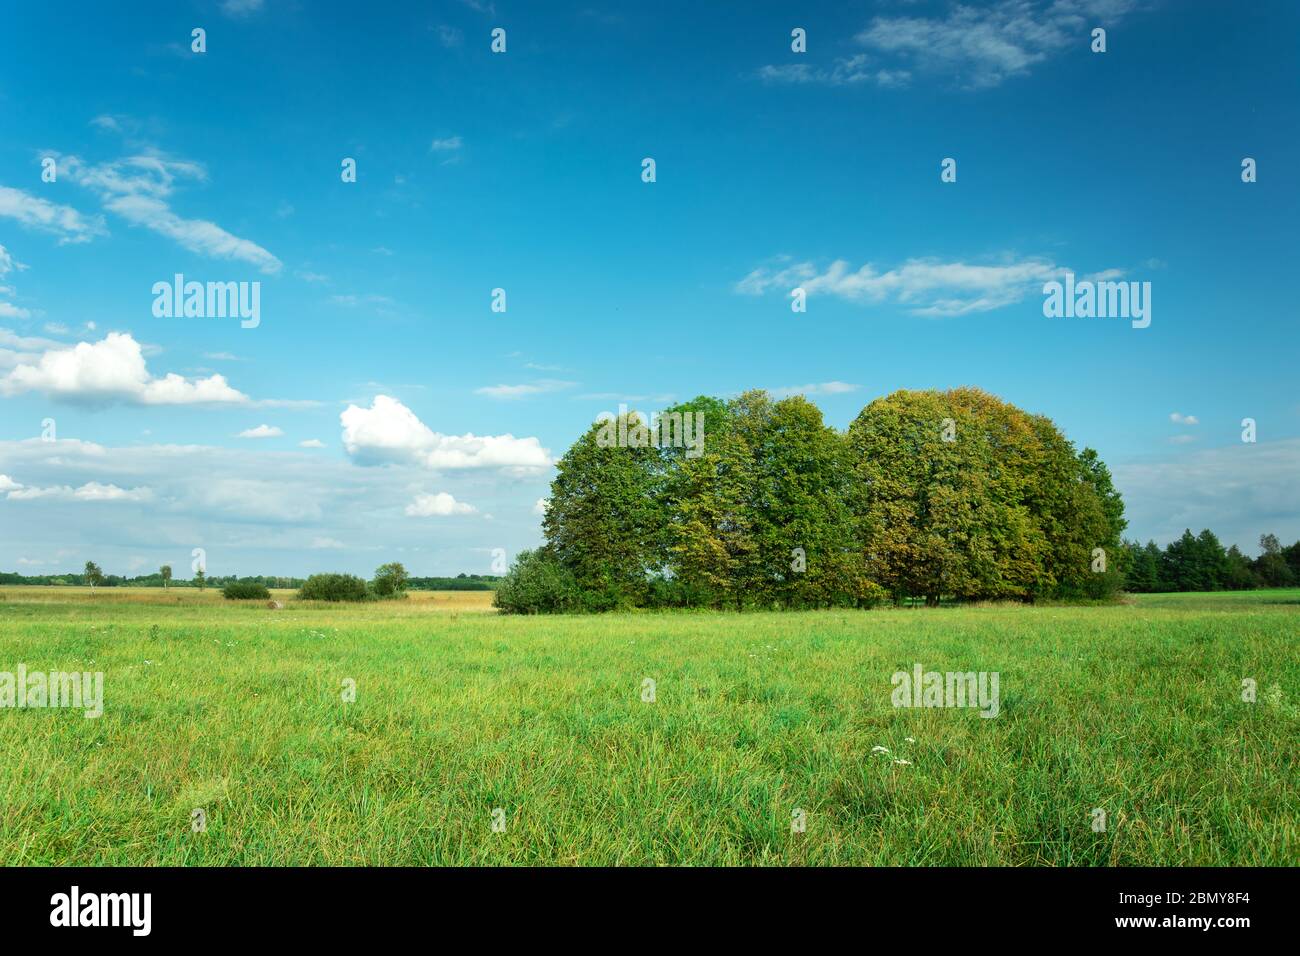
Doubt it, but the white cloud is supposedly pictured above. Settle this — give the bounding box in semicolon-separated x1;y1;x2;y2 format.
0;186;106;244
769;381;862;398
533;497;548;516
429;136;463;152
0;474;22;492
0;331;250;405
0;303;30;319
1114;438;1300;551
220;0;264;16
405;491;477;517
856;0;1136;89
237;424;283;439
58;153;281;274
7;481;152;502
475;379;577;400
299;439;325;448
1170;412;1200;426
756;55;911;88
737;255;1077;316
341;395;551;472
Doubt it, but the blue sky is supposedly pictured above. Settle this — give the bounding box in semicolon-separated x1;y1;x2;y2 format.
1;0;1297;577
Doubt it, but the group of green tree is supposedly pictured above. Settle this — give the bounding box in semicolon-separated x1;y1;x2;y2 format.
1122;532;1300;592
495;387;1132;613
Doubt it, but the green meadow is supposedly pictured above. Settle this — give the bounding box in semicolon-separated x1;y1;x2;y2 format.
0;586;1295;866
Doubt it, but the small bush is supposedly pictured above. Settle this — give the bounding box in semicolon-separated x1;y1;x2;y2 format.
223;581;271;600
298;573;369;602
493;549;582;614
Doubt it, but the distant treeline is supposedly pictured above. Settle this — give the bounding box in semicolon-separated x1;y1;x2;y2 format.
1122;532;1300;592
0;571;500;590
407;575;499;591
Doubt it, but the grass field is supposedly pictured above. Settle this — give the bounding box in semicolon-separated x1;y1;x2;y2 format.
0;586;1295;865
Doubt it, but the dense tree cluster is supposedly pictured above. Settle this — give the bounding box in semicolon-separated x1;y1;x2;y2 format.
495;387;1131;613
1123;532;1300;592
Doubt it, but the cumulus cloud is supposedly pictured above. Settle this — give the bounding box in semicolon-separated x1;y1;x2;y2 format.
1170;412;1200;426
341;395;551;472
0;186;105;244
0;474;22;492
533;497;548;516
0;331;250;405
58;153;281;274
237;424;284;438
405;491;477;517
736;255;1081;316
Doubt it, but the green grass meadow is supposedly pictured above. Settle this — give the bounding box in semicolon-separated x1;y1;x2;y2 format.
0;586;1295;865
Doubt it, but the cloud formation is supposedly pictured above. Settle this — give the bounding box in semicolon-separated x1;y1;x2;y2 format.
405;492;477;517
856;0;1136;89
0;331;249;405
737;256;1075;316
58;153;282;274
0;186;106;244
340;395;551;472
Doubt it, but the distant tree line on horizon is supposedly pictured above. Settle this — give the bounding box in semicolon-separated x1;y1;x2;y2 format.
0;570;499;591
1122;531;1300;592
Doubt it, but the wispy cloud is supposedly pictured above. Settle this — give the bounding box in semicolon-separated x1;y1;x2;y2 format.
237;424;283;439
0;185;106;244
475;379;578;400
768;381;862;399
737;255;1085;316
1115;438;1300;550
57;152;282;273
1170;412;1200;426
220;0;265;17
429;135;463;152
856;0;1136;90
756;55;911;88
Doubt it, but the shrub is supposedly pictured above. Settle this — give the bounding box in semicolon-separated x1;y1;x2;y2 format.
222;581;271;600
298;573;369;602
493;549;582;614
